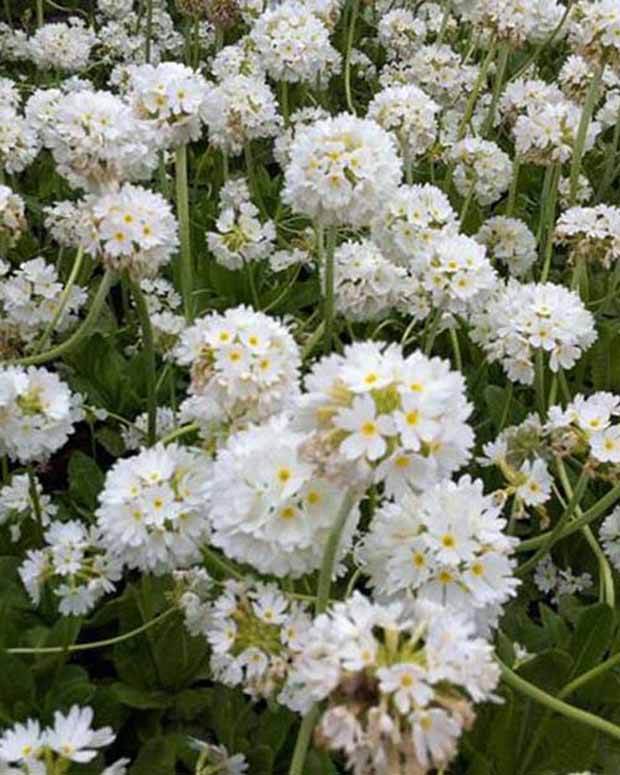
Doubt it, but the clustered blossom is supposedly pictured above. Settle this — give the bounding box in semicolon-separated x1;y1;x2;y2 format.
202;75;282;155
0;257;87;348
555;205;620;268
534;556;592;603
19;520;122;615
136;277;185;359
0;706;126;774
123;61;211;146
471;280;597;385
95;443;211;574
475;216;537;276
51;183;179;278
0;185;26;246
120;406;178;450
179;575;311;700
174;305;301;432
281;593;500;774
0;104;39;175
463;0;564;47
448;138;513;206
367;84;440;162
569;0;620;65
295;341;473;494
283;113;402;227
330;239;410;322
206;414;361;576
0;473;57;542
378;10;428;61
601;506;620;571
207;178;276;270
546;392;620;465
250;1;341;83
357;477;519;623
27;19;96;71
39;89;158;191
0;366;83;464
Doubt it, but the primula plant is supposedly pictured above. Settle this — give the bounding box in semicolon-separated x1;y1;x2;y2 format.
4;0;620;773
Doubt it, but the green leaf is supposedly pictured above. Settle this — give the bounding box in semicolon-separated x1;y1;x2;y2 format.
0;653;36;721
110;682;173;710
68;450;104;511
131;736;177;775
569;603;616;679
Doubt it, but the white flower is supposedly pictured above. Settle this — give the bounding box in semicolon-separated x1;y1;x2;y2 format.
206;414;360;577
45;706;114;763
378;9;427;60
0;473;57;542
471;280;597;385
0;185;26;246
27;19;96;71
601;506;620;571
0;106;39;174
0;719;44;766
555;205;620;268
516;459;553;506
448;137;513;206
463;0;564;47
283;113;402;227
95;443;211;574
475;216;537;276
569;0;620;65
201;75;281;155
0;366;83;464
250;2;341;84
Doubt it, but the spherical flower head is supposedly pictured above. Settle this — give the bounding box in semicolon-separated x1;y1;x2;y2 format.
250;1;341;84
371;183;458;269
86;183;179;278
328;238;409;322
188;579;311;699
95;442;212;574
283;113;403;227
513;98;602;165
211;37;266;82
295;340;473;494
475;216;537;277
463;0;564;48
367;84;440;163
449;137;513;206
40;89;159;192
378;9;428;61
282;592;500;772
98;0;135;18
357;476;519;620
27;18;96;71
0;107;39;175
125;61;211;147
546;391;620;465
601;506;620;571
0;185;26;246
201;75;282;155
206;413;361;577
471;280;597;385
175;305;301;431
273;105;331;169
569;0;620;66
555;205;620;269
0;365;83;464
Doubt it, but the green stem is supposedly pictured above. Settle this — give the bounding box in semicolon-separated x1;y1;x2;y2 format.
36;0;44;26
159;422;198;445
569;63;604;206
245;260;260;309
534;350;546;419
499;660;620;743
449;327;462;372
288;706;321;775
320;225;337;354
11;271;115;367
144;0;153;63
27;467;44;542
34;245;84;354
483;43;510;137
344;0;360;115
7;607;176;655
279;81;290;125
459;186;475;229
130;280;157;446
506;156;521;216
597;102;620;202
175;144;194;322
457;38;497;141
540;162;561;282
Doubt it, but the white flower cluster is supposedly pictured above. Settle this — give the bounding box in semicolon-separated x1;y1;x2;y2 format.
175;305;301;431
463;0;564;47
283;113;402;227
281;593;500;774
0;706;126;774
601;506;620;571
295;341;473;494
534;556;592;604
206;414;361;577
378;9;428;61
357;477;519;622
448;138;513;206
27;19;96;71
39;89;158;192
53;183;179;278
0;473;57;542
569;0;620;65
0;185;26;246
180;577;311;700
123;61;211;146
250;1;341;83
273;105;330;168
0;257;87;348
207;178;276;270
191;738;248;775
555;205;620;268
94;443;211;574
120;406;178;450
202;75;282;155
19;519;122;616
475;216;537;276
0;102;39;175
0;366;83;464
330;239;410;322
367;84;439;162
471;280;597;385
137;277;185;359
547;392;620;464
